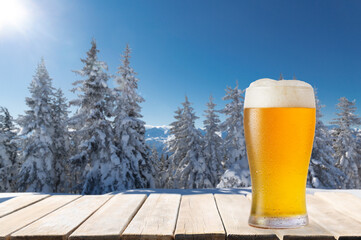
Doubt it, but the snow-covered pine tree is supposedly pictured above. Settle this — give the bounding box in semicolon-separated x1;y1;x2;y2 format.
17;59;58;192
203;95;224;186
69;39;123;194
165;107;183;188
217;82;251;188
331;97;361;188
307;92;344;189
149;146;161;187
356;130;361;183
279;73;284;80
167;96;212;189
67;128;83;193
158;153;170;188
51;89;70;192
0;107;18;192
113;44;154;189
150;147;160;171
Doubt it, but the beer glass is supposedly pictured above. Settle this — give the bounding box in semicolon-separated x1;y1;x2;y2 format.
244;78;316;228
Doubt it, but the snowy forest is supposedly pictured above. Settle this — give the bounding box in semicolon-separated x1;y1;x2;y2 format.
1;40;360;194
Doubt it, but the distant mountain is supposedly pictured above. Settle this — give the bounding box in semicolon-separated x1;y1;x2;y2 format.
145;125;206;154
145;125;171;154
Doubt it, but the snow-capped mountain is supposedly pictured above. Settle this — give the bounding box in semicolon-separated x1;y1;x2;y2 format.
145;125;171;153
145;125;206;154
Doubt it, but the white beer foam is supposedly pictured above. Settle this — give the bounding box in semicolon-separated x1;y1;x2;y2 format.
244;78;315;108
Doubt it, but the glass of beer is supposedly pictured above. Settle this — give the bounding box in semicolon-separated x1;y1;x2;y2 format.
244;78;316;228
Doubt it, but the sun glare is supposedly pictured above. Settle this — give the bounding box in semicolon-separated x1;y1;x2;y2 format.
0;0;27;30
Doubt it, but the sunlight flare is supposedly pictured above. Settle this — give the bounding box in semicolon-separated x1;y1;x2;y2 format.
0;0;27;30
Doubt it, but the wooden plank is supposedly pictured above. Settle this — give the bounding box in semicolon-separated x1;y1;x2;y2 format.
175;194;225;240
0;195;80;240
215;194;279;240
69;194;147;240
306;194;361;239
0;194;49;218
276;218;335;240
276;193;336;240
10;195;111;240
122;193;181;240
314;192;361;222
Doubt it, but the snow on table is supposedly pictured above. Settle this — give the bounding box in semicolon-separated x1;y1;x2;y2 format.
0;189;360;240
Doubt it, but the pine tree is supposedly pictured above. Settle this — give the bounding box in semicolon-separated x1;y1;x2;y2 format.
331;97;361;188
51;89;70;192
307;93;344;188
149;147;161;187
113;44;154;189
356;130;361;183
165;107;183;188
17;59;57;192
68;39;122;194
279;73;284;80
167;96;212;188
150;147;160;171
158;153;170;188
67;128;83;193
203;95;224;186
0;107;18;192
217;82;250;188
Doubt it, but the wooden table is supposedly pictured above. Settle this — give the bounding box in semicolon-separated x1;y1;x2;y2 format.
0;190;360;240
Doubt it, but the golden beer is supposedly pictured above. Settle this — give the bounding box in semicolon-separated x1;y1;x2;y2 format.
244;79;316;228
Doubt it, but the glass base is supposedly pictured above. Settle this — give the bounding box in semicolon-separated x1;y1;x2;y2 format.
248;214;308;229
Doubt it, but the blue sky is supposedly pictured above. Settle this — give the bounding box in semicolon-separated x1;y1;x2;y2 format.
1;0;361;127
